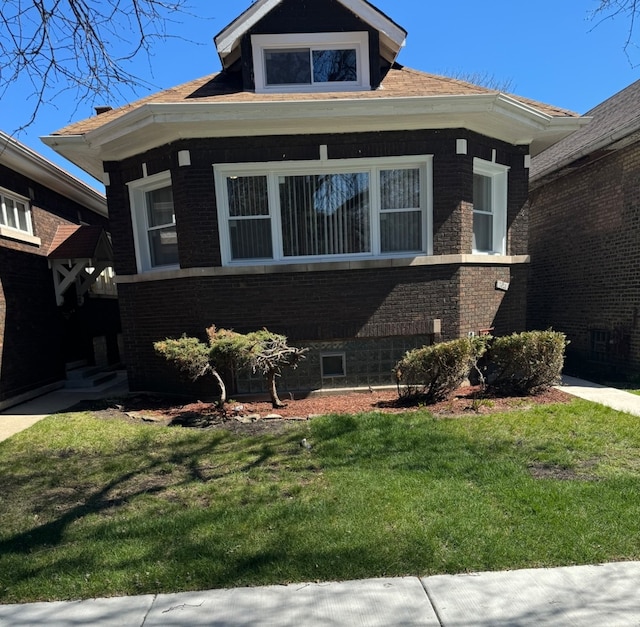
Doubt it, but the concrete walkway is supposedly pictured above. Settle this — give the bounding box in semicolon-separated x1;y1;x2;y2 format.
0;373;127;443
560;375;640;417
1;561;640;626
2;376;640;625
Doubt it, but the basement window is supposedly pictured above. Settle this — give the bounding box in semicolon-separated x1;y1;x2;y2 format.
321;353;346;378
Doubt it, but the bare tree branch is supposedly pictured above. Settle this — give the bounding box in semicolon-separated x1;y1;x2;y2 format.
0;0;197;131
590;0;639;66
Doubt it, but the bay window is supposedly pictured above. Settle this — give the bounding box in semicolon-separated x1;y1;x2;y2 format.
128;171;179;272
472;158;508;255
214;156;432;265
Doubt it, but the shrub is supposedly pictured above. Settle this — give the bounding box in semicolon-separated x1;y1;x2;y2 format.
155;327;306;408
488;330;567;395
208;326;307;408
154;334;228;402
394;337;487;403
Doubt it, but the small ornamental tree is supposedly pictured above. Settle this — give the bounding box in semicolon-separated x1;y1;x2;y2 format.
154;327;306;408
154;335;229;403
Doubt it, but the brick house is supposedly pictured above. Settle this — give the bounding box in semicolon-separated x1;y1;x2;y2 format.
43;0;585;394
0;131;121;410
528;80;640;378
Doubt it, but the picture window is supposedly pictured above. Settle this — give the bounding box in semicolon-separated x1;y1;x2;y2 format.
214;155;432;266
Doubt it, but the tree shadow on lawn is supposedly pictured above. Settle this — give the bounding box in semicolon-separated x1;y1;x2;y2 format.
0;428;304;560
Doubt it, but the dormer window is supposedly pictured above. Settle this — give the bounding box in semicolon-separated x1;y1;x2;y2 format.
252;32;370;93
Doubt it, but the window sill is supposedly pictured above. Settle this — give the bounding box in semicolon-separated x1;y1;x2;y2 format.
119;254;530;283
0;226;41;247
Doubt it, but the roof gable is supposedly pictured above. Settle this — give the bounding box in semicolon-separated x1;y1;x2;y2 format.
214;0;406;70
48;225;112;261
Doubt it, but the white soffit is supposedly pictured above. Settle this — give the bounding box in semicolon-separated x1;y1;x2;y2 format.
41;94;587;180
214;0;407;67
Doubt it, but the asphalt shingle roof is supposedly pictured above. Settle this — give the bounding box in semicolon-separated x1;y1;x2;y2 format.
531;79;640;181
48;225;109;260
54;65;578;137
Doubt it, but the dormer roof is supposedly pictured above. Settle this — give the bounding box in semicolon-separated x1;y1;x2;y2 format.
214;0;407;70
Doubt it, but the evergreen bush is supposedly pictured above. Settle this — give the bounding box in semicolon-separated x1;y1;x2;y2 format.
488;330;567;395
394;337;487;403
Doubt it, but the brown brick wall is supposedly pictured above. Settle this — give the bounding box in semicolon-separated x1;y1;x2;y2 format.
528;141;640;376
106;129;530;392
0;247;64;401
105;129;529;272
0;163;118;403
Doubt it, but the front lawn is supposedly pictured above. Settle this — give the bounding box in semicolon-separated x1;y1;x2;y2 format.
1;399;640;603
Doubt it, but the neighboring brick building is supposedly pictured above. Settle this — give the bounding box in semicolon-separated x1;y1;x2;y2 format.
0;131;121;409
43;0;585;394
528;80;640;379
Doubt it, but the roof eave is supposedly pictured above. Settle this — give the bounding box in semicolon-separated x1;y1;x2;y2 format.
0;131;107;217
43;94;586;180
530;116;639;184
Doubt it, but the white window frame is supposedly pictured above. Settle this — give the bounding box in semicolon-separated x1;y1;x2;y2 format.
214;155;433;267
127;171;179;273
472;158;509;255
0;186;39;245
251;32;370;93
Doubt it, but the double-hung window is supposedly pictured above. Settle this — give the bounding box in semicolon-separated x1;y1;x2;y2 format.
128;171;179;272
472;158;508;255
0;187;33;236
252;33;370;92
215;156;432;266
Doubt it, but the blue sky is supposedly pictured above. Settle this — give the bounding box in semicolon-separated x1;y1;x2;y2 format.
3;0;639;190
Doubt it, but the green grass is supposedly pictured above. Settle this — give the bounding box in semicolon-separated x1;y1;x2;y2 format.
2;399;640;603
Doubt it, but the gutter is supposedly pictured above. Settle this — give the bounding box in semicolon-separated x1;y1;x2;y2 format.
0;131;107;217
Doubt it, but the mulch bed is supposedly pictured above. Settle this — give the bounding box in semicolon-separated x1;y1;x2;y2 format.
68;385;573;435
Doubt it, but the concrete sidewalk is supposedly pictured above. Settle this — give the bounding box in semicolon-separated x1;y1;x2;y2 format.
1;561;640;626
0;373;127;443
559;375;640;417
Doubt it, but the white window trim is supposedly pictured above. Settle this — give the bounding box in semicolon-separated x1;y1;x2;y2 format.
0;186;39;244
251;32;370;93
127;171;179;273
472;158;509;255
214;155;433;267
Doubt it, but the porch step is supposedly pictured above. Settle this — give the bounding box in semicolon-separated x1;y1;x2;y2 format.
64;364;118;389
